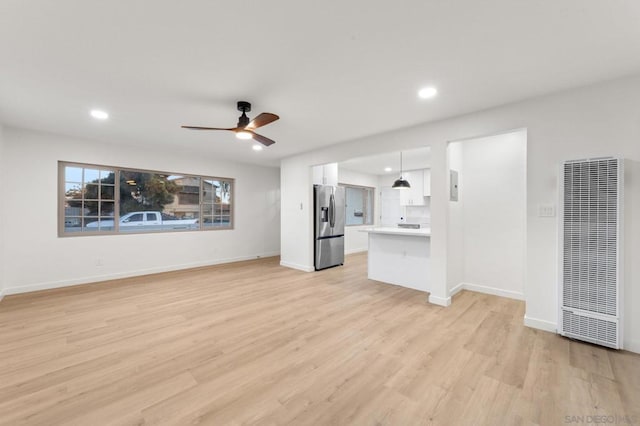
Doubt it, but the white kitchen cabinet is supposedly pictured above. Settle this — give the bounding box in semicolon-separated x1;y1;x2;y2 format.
312;163;338;186
423;169;431;197
399;169;425;206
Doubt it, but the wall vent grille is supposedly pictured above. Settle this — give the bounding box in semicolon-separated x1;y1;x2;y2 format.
559;158;622;349
562;310;618;348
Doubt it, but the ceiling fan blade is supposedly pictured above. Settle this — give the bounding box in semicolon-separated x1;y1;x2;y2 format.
246;113;279;131
181;126;237;131
249;131;276;146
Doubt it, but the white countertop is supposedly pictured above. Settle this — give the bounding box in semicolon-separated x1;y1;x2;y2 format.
359;226;431;237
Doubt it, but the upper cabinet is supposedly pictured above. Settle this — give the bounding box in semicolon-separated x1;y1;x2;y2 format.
423;169;431;197
312;163;338;186
399;169;425;206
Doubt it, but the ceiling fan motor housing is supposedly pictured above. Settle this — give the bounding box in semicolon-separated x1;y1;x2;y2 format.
237;101;251;113
237;101;251;127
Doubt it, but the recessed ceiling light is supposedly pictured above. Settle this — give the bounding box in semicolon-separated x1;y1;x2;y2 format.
90;109;109;120
384;167;392;172
252;144;263;151
418;87;438;99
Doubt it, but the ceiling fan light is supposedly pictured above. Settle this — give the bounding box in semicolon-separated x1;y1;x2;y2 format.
236;130;253;140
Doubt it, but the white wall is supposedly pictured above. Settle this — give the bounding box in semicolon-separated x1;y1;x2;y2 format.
448;131;527;300
447;142;464;294
280;74;640;352
338;168;378;254
0;127;281;294
0;124;4;300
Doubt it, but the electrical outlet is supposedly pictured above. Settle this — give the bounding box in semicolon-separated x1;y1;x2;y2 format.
538;204;556;217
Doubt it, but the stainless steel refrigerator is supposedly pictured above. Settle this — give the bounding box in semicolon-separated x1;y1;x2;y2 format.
314;184;345;270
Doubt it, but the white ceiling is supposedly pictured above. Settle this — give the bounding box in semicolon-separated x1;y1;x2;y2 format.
1;1;640;167
339;147;431;176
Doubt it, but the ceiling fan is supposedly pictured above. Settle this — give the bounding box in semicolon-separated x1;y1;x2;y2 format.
182;101;279;146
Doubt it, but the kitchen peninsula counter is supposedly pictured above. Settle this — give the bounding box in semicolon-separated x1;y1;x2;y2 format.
360;227;431;292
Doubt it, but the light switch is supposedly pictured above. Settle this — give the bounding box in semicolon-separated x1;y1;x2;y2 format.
538;204;555;217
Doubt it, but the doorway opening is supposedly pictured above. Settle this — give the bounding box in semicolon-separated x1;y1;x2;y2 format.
446;129;527;301
337;147;431;254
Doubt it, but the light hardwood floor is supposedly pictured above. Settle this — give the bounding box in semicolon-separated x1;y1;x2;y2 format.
0;253;638;425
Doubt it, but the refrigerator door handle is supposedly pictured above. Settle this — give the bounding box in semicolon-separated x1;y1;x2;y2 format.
329;193;335;228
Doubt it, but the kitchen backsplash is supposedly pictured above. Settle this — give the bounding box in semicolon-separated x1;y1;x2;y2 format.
404;198;431;224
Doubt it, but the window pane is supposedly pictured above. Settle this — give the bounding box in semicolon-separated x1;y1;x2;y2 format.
101;185;115;200
100;170;115;180
218;180;232;204
87;216;114;231
84;169;100;182
84;184;99;200
343;185;374;226
346;187;364;225
219;216;231;227
83;200;99;216
119;171;199;233
203;180;219;203
100;201;115;216
65;182;82;192
65;167;83;183
64;216;82;232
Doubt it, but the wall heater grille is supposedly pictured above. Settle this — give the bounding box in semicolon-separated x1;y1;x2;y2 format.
559;158;623;349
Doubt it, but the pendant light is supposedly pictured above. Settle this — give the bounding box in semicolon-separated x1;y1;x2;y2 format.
392;151;411;189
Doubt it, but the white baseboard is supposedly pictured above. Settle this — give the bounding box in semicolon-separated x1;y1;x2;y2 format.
0;289;4;303
449;282;524;301
4;252;281;296
428;294;451;307
449;283;464;297
524;315;557;333
279;261;314;272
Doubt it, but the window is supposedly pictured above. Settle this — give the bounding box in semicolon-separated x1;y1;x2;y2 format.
60;162;234;236
63;166;115;232
341;184;374;226
202;179;232;228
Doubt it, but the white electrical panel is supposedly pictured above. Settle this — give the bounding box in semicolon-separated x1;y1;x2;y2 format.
450;170;459;201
